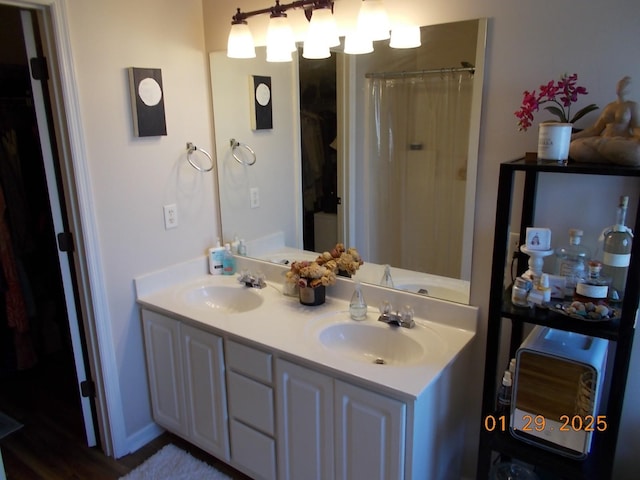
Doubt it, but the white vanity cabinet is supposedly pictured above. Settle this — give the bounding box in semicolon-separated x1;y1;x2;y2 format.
141;310;230;461
141;309;188;438
334;380;406;480
276;359;334;480
276;359;406;480
225;340;277;480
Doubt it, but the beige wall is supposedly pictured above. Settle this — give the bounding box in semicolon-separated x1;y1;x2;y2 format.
65;0;217;447
24;0;637;476
205;0;640;477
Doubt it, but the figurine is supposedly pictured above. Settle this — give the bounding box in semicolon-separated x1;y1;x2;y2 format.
570;76;640;166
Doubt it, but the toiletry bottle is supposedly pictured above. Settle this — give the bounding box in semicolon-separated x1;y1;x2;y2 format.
231;235;240;254
237;238;247;256
554;228;590;297
496;370;512;416
209;239;225;275
349;281;368;321
574;260;610;305
222;243;237;275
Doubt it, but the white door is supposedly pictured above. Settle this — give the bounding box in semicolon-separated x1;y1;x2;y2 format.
141;310;188;437
19;9;96;447
182;323;230;460
334;380;406;480
276;359;334;480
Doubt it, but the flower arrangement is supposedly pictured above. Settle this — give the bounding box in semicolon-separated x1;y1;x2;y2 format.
286;260;336;288
315;243;364;276
514;73;598;131
285;243;364;288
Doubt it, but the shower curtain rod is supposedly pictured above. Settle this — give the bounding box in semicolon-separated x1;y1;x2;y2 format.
365;66;475;80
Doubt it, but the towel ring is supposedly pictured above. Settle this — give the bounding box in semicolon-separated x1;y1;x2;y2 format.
186;142;214;172
230;138;257;166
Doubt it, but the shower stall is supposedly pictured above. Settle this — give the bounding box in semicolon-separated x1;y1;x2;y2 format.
354;68;475;280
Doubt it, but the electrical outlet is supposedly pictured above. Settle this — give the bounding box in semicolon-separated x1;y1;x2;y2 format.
507;232;520;260
163;204;178;229
250;187;260;209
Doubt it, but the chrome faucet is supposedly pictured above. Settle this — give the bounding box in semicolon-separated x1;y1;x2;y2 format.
237;270;266;289
377;301;415;329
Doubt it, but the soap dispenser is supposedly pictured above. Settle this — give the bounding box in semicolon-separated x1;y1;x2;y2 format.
380;264;394;288
349;281;368;321
222;243;237;275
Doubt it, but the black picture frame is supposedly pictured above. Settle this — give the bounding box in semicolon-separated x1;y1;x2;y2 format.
128;67;167;137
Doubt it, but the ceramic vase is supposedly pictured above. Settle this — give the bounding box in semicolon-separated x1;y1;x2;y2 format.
537;122;572;164
299;285;326;306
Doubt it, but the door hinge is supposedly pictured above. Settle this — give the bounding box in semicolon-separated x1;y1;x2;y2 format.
30;56;49;81
80;380;95;398
57;232;74;252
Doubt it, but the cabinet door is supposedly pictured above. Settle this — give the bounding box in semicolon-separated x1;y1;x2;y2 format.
276;359;334;480
141;310;188;437
182;323;230;460
334;380;406;480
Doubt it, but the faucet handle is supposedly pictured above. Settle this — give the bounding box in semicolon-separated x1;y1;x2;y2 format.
379;300;393;315
399;305;415;328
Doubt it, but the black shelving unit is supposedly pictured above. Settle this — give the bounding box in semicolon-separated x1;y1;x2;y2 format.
477;157;640;479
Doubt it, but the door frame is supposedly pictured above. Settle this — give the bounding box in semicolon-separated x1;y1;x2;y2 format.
3;0;124;457
19;7;96;447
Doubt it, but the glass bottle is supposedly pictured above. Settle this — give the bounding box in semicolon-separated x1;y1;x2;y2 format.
574;261;610;305
380;264;394;288
554;228;590;297
601;195;633;303
349;281;368;321
496;370;512;415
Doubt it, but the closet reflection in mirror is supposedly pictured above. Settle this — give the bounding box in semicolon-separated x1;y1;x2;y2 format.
210;19;487;304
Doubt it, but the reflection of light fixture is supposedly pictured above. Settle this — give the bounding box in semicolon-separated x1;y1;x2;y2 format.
344;31;373;55
356;0;390;41
227;0;414;61
390;24;421;49
302;6;339;59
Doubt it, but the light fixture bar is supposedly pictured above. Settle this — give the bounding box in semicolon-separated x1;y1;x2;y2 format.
232;0;334;25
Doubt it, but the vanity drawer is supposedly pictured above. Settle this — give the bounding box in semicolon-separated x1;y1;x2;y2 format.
226;339;272;383
227;370;275;435
230;419;276;480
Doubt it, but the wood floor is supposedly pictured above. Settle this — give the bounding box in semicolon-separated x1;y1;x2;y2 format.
0;349;250;479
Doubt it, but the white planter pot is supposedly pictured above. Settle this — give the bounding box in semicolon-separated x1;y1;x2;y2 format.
537;122;572;162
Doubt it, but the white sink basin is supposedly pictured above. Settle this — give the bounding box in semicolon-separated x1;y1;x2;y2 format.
180;285;263;314
317;321;431;366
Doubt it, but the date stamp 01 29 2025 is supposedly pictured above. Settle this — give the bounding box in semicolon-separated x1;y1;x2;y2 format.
483;414;608;433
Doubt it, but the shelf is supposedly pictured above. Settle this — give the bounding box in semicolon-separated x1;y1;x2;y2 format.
480;427;613;480
478;157;639;480
505;156;640;177
500;290;622;341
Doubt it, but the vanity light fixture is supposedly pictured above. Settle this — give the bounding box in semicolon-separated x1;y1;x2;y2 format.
227;0;418;62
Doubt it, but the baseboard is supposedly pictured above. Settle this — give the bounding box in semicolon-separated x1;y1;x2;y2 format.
121;422;165;458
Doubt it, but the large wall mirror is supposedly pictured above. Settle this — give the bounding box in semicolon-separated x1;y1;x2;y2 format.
210;18;487;304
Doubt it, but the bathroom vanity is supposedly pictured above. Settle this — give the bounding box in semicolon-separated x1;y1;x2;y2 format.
135;256;478;480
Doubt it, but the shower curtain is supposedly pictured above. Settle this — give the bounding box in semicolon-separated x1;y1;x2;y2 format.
363;72;473;279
